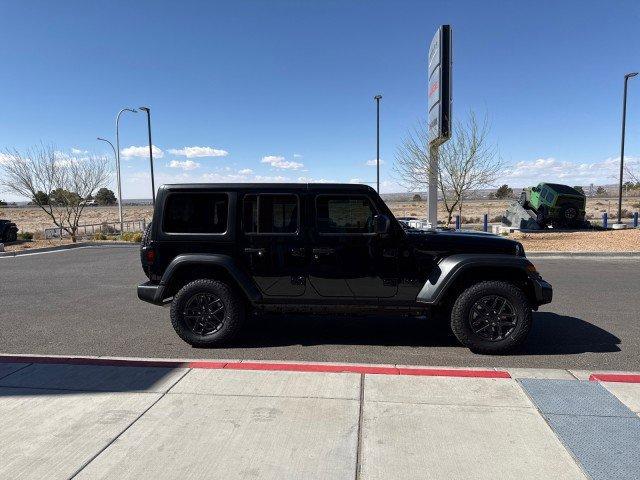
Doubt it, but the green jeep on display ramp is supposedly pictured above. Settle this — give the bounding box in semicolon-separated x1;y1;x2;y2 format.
519;183;586;228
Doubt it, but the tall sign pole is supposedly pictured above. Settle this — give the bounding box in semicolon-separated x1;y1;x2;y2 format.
427;25;452;227
374;95;382;193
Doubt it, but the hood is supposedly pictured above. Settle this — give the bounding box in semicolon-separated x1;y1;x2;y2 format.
404;228;524;256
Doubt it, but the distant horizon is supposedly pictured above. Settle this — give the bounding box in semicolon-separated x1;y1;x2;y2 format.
1;182;629;206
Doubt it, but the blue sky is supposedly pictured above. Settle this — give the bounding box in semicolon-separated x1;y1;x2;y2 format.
1;0;639;200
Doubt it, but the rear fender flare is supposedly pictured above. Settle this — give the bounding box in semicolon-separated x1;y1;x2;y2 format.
160;254;261;303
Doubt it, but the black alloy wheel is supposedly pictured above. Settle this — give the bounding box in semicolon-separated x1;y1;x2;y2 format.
468;295;517;342
183;293;226;336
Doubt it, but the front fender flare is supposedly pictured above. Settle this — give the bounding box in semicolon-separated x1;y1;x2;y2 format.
416;254;533;304
160;254;262;303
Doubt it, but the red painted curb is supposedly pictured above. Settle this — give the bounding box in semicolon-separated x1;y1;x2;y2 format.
0;355;510;379
589;373;640;383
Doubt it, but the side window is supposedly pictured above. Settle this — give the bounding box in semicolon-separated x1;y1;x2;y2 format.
316;195;376;234
243;194;299;234
546;191;555;202
163;193;228;234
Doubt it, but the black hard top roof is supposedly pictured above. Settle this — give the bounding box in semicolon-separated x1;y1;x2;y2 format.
542;183;584;195
160;183;376;192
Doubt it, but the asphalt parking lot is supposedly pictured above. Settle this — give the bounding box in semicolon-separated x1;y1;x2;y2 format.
0;245;638;370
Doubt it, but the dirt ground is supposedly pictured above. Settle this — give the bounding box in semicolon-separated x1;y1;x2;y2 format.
1;205;153;234
386;197;640;223
2;198;639;253
511;228;640;252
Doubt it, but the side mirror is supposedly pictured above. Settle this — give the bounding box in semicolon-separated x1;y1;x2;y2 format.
374;214;391;234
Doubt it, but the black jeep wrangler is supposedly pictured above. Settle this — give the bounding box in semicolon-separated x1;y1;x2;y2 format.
138;183;552;353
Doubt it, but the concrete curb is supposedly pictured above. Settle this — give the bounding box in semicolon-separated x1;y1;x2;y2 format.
2;353;639;382
0;354;508;378
0;242;138;257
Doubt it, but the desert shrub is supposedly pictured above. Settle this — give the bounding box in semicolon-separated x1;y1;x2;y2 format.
119;231;143;242
490;215;503;223
100;222;118;234
17;231;33;241
93;232;107;240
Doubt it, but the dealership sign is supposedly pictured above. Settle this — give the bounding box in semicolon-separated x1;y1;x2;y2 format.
428;25;452;146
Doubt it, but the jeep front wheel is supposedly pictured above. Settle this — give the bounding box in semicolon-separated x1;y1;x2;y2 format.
450;281;532;354
170;279;245;347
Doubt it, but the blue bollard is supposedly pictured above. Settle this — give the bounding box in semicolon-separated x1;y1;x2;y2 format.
483;213;488;232
602;212;608;229
634;212;638;228
455;215;461;230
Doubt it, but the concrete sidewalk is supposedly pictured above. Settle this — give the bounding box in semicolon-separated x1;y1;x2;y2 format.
0;357;639;480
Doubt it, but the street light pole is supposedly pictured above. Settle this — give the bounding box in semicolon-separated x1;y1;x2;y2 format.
115;108;137;230
616;72;638;226
374;95;382;193
139;107;156;205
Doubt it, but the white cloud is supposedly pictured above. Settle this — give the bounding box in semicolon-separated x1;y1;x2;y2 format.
349;178;362;184
238;168;253;175
169;160;200;171
121;145;164;159
502;156;639;186
293;153;303;158
366;159;384;166
297;176;335;183
261;155;304;170
168;146;229;158
71;148;88;155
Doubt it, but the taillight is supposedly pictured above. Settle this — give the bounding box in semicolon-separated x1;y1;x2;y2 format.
144;248;156;263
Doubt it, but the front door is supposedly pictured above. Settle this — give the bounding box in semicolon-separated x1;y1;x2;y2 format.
308;194;397;298
240;192;307;297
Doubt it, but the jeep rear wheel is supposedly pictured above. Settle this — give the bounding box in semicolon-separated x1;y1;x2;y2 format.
450;281;532;354
170;279;245;347
140;222;153;279
558;203;580;227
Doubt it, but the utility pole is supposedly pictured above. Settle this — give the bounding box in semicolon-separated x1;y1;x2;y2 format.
374;95;382;193
139;107;156;205
614;72;638;228
115;108;137;230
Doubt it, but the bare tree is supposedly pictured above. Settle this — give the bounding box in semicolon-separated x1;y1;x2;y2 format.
0;144;111;241
625;159;640;185
394;112;504;226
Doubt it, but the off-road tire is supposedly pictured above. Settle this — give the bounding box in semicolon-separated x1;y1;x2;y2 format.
450;280;532;354
557;203;580;228
535;206;548;228
170;279;245;347
140;222;153;279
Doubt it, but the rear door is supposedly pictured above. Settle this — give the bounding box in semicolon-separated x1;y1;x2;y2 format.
239;192;307;297
308;193;397;298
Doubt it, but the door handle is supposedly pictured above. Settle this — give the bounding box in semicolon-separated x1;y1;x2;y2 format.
244;247;266;256
312;247;335;257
